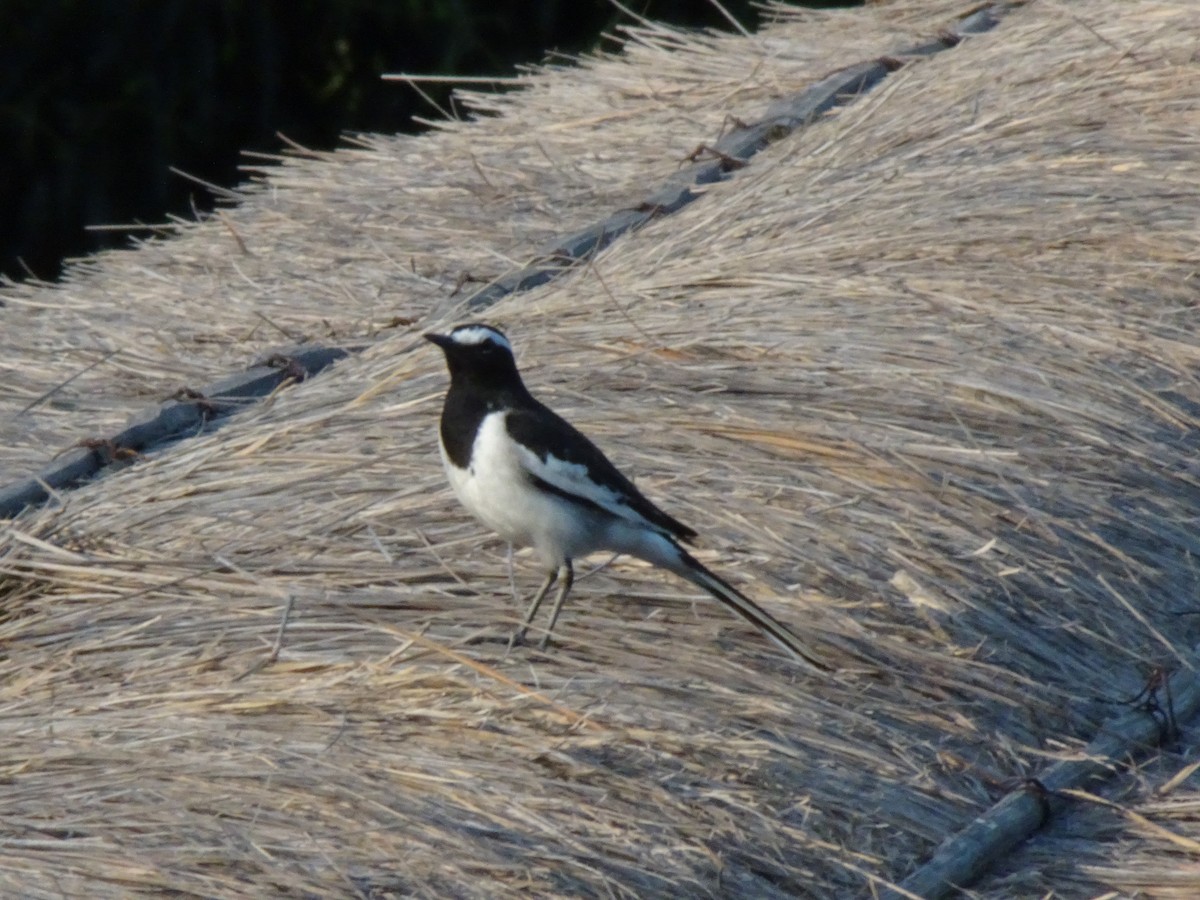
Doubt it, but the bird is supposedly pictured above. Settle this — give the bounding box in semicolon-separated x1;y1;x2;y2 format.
424;322;827;672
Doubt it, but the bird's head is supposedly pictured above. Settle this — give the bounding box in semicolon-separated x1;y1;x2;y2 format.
425;323;522;388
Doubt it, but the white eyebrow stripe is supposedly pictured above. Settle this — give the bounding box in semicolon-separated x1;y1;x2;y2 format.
449;325;511;352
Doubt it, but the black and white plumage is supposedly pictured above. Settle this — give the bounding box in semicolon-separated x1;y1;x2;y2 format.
425;323;827;671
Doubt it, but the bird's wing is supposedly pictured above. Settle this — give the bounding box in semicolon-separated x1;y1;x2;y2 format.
504;405;697;542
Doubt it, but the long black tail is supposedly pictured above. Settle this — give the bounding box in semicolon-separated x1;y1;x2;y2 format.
666;545;830;673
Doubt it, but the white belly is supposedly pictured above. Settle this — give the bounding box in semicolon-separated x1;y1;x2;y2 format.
441;411;596;568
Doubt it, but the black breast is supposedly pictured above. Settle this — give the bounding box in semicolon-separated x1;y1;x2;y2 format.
439;385;491;469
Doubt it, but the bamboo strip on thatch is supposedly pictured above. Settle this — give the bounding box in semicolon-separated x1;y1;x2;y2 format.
0;344;353;518
888;657;1200;898
460;2;1014;314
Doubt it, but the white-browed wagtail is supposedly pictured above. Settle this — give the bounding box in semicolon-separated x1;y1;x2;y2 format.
425;323;827;671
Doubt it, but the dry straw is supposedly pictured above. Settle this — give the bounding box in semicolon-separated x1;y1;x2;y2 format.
2;0;1199;896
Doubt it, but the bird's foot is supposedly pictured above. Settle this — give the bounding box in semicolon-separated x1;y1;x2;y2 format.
505;627;528;655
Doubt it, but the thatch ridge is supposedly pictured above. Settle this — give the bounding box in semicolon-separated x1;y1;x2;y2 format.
0;3;1004;516
2;0;1199;896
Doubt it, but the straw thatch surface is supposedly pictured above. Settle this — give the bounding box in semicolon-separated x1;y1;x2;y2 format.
2;0;1199;896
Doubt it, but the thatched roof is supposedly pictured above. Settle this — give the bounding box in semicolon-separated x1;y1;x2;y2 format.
2;0;1198;896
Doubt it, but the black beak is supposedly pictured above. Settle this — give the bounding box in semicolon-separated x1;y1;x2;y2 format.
424;332;452;349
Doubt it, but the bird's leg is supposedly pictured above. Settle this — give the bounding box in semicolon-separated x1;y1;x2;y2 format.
508;568;557;651
505;542;519;605
538;562;575;650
